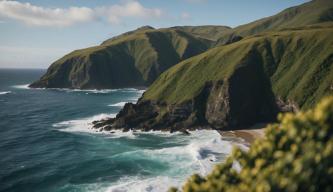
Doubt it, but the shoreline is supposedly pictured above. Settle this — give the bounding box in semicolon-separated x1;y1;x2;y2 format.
218;124;267;146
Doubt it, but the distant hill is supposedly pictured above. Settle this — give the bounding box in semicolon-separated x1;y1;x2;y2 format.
30;26;229;89
170;25;231;41
217;0;333;45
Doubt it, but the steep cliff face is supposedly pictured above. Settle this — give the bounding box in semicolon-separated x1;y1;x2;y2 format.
93;24;333;131
30;26;223;89
144;25;333;109
204;51;277;130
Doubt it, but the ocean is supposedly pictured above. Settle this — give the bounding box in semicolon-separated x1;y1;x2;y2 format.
0;69;245;192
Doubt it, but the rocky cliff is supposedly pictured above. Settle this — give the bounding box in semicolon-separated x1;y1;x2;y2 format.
93;24;333;132
30;26;229;89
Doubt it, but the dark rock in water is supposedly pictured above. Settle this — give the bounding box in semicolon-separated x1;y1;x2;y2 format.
103;125;113;131
92;118;115;129
180;130;191;135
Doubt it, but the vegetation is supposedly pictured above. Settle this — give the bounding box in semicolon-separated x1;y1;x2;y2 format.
30;26;223;89
170;96;333;192
143;24;333;109
171;25;231;41
216;0;333;45
31;0;333;90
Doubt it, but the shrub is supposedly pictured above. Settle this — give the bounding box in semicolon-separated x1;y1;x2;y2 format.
173;96;333;192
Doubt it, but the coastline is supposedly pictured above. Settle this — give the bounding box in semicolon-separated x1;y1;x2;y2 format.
218;124;267;146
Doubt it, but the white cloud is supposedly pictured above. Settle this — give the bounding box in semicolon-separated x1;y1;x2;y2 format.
181;12;191;20
97;1;163;24
0;1;94;27
0;0;163;27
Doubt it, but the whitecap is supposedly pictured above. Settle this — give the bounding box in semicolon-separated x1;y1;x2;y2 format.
0;91;11;95
105;130;246;191
60;88;145;95
108;102;128;107
107;176;179;192
54;113;138;138
54;113;116;134
12;84;30;89
114;130;244;175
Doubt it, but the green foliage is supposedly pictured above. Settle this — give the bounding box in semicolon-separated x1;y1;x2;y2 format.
171;25;231;41
32;26;216;89
143;24;333;109
216;0;333;45
176;96;333;192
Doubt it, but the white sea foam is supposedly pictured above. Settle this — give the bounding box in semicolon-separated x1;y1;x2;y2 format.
107;176;179;192
53;113;139;138
71;88;145;94
0;91;11;95
53;113;116;133
53;110;245;191
54;117;246;191
105;130;246;191
11;84;145;95
108;102;128;107
12;84;30;89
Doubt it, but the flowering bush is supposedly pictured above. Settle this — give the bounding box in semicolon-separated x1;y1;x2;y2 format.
172;96;333;192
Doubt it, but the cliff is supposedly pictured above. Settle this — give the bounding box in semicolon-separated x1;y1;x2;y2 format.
29;26;228;89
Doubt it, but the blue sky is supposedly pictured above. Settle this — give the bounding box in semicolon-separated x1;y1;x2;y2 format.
0;0;308;69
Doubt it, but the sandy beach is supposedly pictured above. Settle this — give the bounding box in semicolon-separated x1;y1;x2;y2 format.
218;124;267;146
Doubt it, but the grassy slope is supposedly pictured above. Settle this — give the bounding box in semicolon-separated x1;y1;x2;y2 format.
217;0;333;45
143;24;333;109
33;26;217;88
171;25;231;41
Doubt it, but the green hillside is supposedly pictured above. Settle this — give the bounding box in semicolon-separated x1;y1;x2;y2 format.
30;25;226;89
217;0;333;45
90;0;333;132
95;24;333;132
171;25;231;41
143;24;333;109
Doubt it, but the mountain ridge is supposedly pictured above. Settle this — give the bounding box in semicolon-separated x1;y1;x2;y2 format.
216;0;333;45
29;25;228;89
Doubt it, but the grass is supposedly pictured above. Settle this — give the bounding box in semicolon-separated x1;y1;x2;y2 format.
143;23;333;109
34;26;217;88
216;0;333;45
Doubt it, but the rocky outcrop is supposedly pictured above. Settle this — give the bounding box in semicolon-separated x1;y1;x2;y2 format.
92;61;279;132
276;97;299;113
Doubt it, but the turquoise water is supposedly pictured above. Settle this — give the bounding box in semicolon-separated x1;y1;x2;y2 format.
0;69;243;192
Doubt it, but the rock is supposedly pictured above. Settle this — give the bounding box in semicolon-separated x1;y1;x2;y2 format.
276;97;299;113
91;59;279;132
180;130;191;135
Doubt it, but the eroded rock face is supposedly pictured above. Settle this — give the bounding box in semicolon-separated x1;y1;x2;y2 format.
204;54;279;130
92;62;279;132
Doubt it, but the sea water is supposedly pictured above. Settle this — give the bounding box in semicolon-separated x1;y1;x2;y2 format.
0;69;245;192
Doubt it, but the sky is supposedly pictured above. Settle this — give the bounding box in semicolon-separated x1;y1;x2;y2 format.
0;0;308;69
